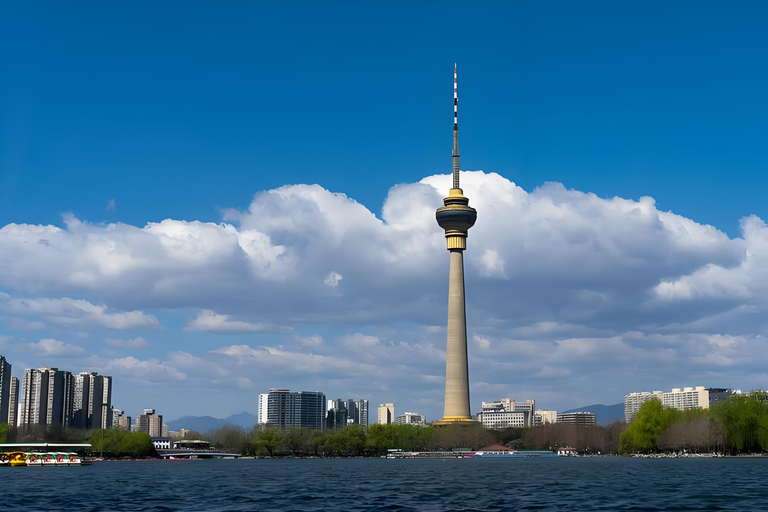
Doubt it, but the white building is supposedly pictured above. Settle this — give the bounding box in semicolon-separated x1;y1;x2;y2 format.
624;386;710;423
624;391;662;423
395;412;426;426
478;399;535;429
258;393;269;424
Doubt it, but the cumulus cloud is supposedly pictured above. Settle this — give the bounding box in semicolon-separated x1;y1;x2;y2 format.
184;310;290;333
26;338;85;357
2;171;768;415
0;294;159;330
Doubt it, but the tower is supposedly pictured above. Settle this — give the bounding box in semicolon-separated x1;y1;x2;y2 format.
434;65;477;425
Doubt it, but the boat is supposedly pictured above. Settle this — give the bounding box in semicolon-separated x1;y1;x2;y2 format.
25;452;83;466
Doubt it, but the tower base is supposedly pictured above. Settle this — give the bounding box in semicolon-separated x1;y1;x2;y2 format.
433;416;477;426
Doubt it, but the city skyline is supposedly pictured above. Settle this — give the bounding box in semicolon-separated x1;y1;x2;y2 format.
2;2;768;422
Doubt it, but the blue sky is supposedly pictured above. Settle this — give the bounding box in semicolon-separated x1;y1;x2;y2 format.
2;1;768;423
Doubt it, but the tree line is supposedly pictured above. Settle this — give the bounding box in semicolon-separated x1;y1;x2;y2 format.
619;392;768;454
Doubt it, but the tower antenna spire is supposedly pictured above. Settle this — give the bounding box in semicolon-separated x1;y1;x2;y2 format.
453;64;460;189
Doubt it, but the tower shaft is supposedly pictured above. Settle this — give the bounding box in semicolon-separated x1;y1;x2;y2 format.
442;249;471;419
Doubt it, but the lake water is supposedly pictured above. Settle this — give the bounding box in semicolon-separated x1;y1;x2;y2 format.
4;457;767;511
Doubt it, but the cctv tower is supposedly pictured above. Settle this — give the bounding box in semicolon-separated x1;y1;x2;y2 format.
434;65;477;425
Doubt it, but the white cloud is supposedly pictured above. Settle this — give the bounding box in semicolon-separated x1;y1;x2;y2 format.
0;294;159;329
26;338;84;357
2;171;768;416
100;356;187;382
324;271;343;287
184;310;289;333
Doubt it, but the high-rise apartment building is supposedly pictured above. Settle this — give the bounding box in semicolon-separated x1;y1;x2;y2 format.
266;389;326;431
0;356;11;424
377;403;394;425
8;376;19;427
72;372;113;429
19;367;73;427
137;408;163;437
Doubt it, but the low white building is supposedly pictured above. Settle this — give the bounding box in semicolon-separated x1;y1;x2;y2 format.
478;399;535;429
395;412;426;426
151;437;171;450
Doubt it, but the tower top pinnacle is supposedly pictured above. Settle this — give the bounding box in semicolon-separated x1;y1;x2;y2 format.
453;64;460;189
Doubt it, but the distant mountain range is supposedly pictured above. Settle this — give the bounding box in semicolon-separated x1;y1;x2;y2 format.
561;403;623;425
165;412;258;433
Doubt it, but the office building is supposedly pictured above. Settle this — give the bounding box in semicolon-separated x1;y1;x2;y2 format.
395;412;426;426
378;403;394;425
266;389;326;431
327;398;369;428
478;401;528;429
557;412;597;426
137;408;163;437
0;356;11;424
326;402;348;431
708;388;738;406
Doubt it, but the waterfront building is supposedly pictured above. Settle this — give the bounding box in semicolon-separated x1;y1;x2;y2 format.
434;65;478;426
151;437;172;450
478;401;528;429
137;408;163;437
557;412;596;426
18;367;73;427
0;356;11;424
377;403;394;425
534;410;557;426
266;389;326;431
395;412;426;426
625;386;710;423
162;424;169;437
72;372;113;429
258;393;269;424
8;376;19;427
478;399;536;429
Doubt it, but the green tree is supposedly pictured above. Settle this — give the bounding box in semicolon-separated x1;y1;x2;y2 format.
282;427;310;456
253;428;280;457
0;422;8;443
619;399;679;454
